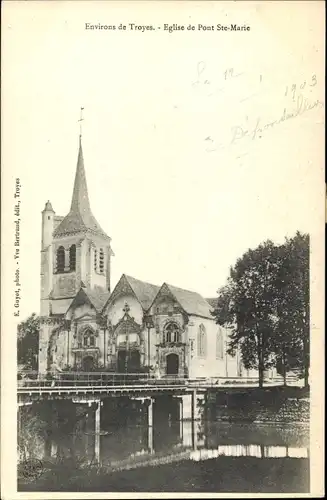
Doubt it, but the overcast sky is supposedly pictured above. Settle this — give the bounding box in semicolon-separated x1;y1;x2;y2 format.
3;1;324;322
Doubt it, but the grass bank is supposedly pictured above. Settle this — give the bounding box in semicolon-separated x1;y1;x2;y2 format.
19;456;309;493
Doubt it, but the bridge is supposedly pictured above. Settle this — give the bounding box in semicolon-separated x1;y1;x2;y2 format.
17;370;298;403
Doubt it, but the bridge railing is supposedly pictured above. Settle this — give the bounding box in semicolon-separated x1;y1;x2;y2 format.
17;371;189;389
188;375;300;387
17;371;301;390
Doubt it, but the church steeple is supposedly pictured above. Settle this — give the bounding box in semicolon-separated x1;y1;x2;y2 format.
70;136;91;215
53;136;109;240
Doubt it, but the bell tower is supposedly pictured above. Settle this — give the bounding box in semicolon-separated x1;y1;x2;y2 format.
40;133;114;316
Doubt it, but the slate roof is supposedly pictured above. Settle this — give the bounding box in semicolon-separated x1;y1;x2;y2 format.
164;284;214;319
66;286;110;314
51;298;74;315
86;286;111;312
123;275;161;311
53;137;110;240
107;274;214;319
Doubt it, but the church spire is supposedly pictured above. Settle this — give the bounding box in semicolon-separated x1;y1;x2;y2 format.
70;136;91;215
53;128;110;240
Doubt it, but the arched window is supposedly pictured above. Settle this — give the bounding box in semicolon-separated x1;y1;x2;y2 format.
164;322;180;344
94;249;98;272
99;248;104;274
83;329;96;348
69;244;76;271
197;324;207;357
56;246;65;273
216;328;224;360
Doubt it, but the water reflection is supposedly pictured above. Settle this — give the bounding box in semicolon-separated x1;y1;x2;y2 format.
190;445;308;461
98;418;308;471
18;395;309;477
19;398;309;488
18;395;311;493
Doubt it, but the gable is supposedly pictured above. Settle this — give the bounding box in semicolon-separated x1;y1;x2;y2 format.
65;285;110;319
65;289;96;319
150;283;182;314
102;274;159;313
102;274;136;312
150;283;213;319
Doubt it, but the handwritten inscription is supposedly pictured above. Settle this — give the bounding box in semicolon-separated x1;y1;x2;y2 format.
199;67;323;154
231;94;324;144
284;74;317;101
192;61;245;96
206;94;323;154
14;178;21;316
192;62;319;108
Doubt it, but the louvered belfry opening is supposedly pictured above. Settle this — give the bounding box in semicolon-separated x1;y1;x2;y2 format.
69;244;76;271
56;246;65;273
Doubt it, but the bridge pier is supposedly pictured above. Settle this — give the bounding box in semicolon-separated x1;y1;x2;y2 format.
191;390;198;450
191;390;195;421
172;395;184;442
82;398;102;464
147;397;154;453
131;396;154;452
192;416;198;451
94;400;101;464
179;397;183;440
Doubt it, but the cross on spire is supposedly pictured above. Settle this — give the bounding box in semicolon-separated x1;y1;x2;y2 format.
78;107;84;137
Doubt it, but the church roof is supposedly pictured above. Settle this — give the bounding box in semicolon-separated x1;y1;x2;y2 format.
53;137;110;240
103;274;160;312
87;286;111;312
124;275;160;311
163;283;214;319
66;286;110;315
105;273;214;319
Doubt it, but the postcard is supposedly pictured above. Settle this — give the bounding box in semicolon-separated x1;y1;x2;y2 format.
1;1;325;498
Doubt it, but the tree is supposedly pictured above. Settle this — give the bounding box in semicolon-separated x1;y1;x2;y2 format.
272;232;310;387
267;241;299;385
213;232;310;388
17;313;40;371
213;240;279;387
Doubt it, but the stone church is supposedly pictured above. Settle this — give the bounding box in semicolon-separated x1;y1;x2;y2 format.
39;136;253;380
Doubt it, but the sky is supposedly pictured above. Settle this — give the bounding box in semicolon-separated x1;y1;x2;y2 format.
2;1;324;323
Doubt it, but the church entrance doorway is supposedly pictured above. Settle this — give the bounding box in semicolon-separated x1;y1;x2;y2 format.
166;353;179;376
129;351;140;372
82;355;94;372
117;350;127;373
117;350;141;373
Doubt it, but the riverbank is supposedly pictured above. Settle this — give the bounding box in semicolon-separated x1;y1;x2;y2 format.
207;385;309;424
19;456;309;493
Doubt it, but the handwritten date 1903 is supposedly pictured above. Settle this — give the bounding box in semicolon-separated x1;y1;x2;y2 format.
285;74;317;101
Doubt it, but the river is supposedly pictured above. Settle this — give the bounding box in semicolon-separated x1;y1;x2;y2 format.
18;392;310;493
